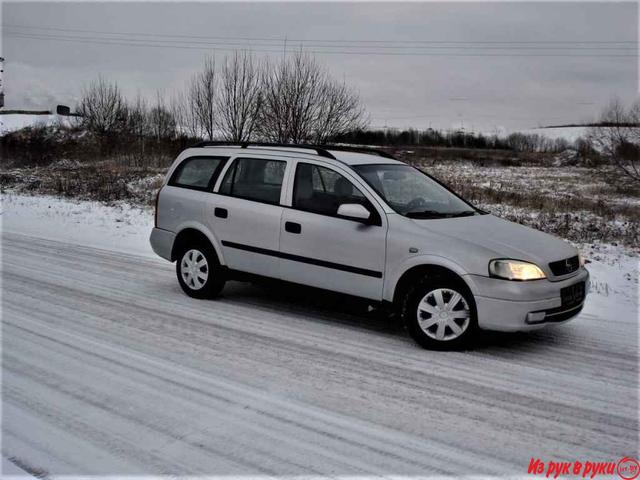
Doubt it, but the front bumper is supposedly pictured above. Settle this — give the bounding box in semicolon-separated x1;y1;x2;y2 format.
463;267;589;332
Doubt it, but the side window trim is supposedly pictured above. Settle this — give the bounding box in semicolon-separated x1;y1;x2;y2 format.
168;155;229;192
225;158;239;196
213;156;289;206
290;161;383;226
213;156;237;192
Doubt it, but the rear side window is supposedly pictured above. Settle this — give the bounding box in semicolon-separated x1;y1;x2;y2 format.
169;156;228;190
293;163;369;217
219;157;286;204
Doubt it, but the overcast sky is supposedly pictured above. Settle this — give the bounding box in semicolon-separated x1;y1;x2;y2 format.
2;1;638;133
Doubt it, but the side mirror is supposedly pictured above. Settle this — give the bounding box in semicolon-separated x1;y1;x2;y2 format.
337;203;371;223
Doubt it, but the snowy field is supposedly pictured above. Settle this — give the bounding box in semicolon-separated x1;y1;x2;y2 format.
522;126;589;143
424;161;639;249
0;114;70;134
1;193;638;477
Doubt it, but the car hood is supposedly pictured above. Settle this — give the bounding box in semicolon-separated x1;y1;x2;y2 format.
411;214;577;270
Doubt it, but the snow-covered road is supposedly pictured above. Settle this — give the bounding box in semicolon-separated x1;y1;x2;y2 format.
2;230;638;477
1;195;638;477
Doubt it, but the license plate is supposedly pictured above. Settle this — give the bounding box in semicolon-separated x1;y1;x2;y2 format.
561;282;585;308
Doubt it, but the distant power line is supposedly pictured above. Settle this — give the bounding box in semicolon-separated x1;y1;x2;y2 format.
5;23;638;45
6;33;636;58
4;24;638;58
5;30;638;51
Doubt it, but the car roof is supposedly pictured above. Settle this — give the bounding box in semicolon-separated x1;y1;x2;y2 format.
186;145;405;167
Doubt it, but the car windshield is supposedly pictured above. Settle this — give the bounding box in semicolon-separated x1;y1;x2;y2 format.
353;164;479;218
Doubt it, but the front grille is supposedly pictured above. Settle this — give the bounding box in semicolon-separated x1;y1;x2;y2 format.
549;255;580;276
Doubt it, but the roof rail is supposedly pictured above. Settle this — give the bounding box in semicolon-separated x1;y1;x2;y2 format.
190;141;398;160
190;141;336;159
318;144;397;160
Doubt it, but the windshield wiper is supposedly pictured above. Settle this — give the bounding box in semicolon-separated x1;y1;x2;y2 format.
405;210;450;219
448;210;477;217
406;210;476;219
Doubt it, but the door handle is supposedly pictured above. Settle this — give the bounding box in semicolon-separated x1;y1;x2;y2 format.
285;221;302;234
215;207;228;219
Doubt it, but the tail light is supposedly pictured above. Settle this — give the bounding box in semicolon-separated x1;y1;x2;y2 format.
154;188;161;228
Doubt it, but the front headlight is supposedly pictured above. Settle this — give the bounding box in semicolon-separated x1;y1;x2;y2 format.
578;251;585;267
489;259;546;281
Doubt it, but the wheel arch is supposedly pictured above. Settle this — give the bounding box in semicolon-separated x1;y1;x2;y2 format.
387;259;476;310
171;225;225;265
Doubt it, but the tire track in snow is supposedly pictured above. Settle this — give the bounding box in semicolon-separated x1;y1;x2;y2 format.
3;317;498;476
5;274;636;442
2;232;638;476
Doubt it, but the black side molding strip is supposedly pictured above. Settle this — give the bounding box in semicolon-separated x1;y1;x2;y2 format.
221;241;383;279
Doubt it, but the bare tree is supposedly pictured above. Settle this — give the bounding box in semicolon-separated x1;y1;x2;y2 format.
588;97;640;181
189;57;217;140
258;51;367;144
170;91;201;139
314;80;368;143
77;76;128;138
149;91;176;142
284;52;326;143
127;93;150;158
258;56;294;143
128;94;150;135
216;52;262;142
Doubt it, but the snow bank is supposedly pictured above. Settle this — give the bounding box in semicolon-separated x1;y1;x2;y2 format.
580;242;639;321
1;193;155;257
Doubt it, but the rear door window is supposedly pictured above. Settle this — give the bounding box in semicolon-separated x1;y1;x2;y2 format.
218;157;286;205
170;156;228;190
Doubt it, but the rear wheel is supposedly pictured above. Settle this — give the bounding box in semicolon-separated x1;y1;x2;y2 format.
176;243;225;299
401;275;477;350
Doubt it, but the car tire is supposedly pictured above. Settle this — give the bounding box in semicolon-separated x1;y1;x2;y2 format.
400;274;477;350
176;242;225;299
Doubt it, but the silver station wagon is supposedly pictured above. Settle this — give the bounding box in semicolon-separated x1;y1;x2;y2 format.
151;142;589;349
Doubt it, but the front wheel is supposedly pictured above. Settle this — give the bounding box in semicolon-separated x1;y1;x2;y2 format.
176;243;225;299
401;275;477;350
